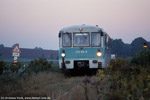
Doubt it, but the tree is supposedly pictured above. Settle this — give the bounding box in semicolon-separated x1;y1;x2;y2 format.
12;43;19;48
34;47;43;50
131;49;150;67
0;44;4;48
131;37;147;54
109;39;131;58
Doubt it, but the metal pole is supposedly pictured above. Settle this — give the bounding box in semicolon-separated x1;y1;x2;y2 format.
62;57;66;69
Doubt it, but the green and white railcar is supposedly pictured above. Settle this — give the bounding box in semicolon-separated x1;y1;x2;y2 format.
58;25;111;70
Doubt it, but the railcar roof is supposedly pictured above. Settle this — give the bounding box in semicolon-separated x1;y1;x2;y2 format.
60;25;104;33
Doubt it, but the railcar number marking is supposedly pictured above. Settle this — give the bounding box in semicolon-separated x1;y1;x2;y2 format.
75;50;88;53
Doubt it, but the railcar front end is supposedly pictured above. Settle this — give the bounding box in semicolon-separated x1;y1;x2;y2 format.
58;25;111;70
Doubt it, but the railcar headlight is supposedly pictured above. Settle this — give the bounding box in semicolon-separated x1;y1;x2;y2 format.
97;52;102;57
61;50;66;57
61;53;65;57
97;49;102;57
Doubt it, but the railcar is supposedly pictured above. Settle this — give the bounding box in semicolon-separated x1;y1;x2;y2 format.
58;25;111;71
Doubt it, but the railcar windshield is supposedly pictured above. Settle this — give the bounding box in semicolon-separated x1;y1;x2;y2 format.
62;33;72;47
91;33;101;47
73;33;89;47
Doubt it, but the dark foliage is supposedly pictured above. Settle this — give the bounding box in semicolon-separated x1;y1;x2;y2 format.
34;47;43;50
131;37;147;54
0;44;4;49
131;49;150;67
109;39;131;58
0;60;5;75
0;58;56;83
26;58;52;73
109;37;150;58
99;55;150;100
9;62;22;73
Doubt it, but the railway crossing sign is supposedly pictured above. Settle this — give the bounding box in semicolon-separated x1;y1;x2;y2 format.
13;52;20;57
12;44;21;63
12;44;21;54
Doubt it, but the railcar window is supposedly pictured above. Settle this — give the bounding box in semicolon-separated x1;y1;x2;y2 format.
74;33;89;47
62;33;72;47
105;34;110;49
91;33;101;47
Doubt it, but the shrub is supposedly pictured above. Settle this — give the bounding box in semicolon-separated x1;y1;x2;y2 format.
131;49;150;67
9;62;22;73
98;57;150;100
26;58;51;74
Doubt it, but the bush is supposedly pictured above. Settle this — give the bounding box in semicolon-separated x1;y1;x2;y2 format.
131;49;150;67
9;62;22;73
98;57;150;100
26;58;51;74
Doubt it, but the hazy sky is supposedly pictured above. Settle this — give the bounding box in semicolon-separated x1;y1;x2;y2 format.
0;0;150;50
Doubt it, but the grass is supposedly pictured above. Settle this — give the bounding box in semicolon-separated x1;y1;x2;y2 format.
0;59;104;100
0;70;102;100
57;75;101;100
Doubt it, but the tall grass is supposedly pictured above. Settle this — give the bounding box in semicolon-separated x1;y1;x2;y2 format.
0;70;101;100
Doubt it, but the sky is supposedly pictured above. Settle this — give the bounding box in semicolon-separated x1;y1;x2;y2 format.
0;0;150;50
